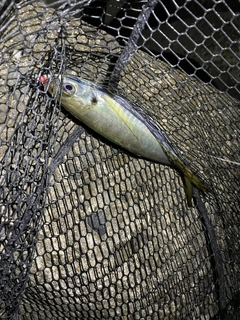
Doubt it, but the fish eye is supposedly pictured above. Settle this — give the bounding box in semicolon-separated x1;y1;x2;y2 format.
63;83;75;95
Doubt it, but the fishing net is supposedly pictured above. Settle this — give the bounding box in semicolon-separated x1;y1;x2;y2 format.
0;0;240;319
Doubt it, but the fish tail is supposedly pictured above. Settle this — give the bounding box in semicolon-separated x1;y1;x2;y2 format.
173;157;206;207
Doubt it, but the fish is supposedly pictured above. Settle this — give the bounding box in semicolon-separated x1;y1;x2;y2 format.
47;74;206;206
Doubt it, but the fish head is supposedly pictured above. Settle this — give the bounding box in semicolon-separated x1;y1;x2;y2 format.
47;74;94;112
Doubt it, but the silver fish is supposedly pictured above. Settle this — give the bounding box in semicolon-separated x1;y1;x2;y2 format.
48;74;205;206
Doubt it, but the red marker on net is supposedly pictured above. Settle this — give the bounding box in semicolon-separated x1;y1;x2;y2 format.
38;75;48;84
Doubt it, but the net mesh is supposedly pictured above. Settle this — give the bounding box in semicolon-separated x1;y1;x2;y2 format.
0;0;240;319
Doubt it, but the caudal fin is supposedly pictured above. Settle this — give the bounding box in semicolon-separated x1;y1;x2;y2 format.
173;158;206;207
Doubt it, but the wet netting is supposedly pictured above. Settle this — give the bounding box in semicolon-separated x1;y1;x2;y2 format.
0;0;240;319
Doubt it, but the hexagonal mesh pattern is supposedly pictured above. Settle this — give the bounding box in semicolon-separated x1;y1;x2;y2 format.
0;1;240;319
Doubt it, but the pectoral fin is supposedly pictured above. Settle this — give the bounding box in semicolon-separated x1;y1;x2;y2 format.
104;95;139;140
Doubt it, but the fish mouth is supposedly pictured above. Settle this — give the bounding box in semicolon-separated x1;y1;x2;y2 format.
38;74;60;97
47;78;60;97
47;81;55;95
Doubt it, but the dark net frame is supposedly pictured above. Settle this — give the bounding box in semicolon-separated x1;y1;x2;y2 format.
0;0;239;319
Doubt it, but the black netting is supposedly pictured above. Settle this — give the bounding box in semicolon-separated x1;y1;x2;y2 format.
0;1;240;319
